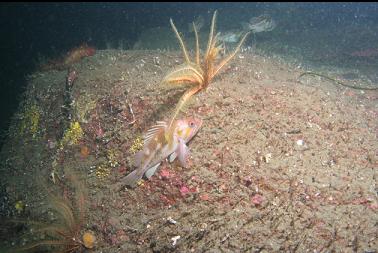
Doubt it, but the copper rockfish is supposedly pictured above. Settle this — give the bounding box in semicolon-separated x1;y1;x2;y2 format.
121;117;202;187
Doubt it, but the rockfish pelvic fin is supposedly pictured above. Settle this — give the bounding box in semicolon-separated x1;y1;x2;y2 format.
169;152;178;163
121;169;144;188
144;162;162;179
177;137;190;168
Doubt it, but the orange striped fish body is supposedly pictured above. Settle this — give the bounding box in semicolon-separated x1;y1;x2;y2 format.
121;117;202;187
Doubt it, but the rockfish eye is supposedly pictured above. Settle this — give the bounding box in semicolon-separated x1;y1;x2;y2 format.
189;121;195;128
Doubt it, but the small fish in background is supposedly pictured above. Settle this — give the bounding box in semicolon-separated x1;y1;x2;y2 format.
63;43;96;66
40;43;96;71
188;15;205;33
348;48;378;58
120;117;203;188
218;30;245;44
240;14;277;33
218;14;277;45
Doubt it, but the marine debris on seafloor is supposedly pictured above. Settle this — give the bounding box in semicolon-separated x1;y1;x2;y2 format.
162;10;250;128
50;69;83;183
62;69;78;124
298;71;378;90
40;43;96;71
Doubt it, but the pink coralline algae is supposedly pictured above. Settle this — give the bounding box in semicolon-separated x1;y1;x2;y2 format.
179;186;190;197
160;169;171;179
251;194;264;206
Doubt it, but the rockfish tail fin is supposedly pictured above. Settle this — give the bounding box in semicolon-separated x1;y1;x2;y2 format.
123;148;156;188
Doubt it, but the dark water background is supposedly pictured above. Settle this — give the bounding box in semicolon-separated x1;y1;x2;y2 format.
1;2;377;148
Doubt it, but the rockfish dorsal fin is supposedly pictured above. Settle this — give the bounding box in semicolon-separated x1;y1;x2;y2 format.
143;121;167;144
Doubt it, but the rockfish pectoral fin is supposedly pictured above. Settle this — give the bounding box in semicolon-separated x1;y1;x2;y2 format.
177;138;190;168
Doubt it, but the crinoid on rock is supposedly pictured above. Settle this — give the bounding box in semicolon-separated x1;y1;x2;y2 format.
162;10;250;128
3;170;95;253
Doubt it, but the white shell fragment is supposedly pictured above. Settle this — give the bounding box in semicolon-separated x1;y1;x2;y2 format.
171;235;181;246
296;139;304;146
167;216;177;225
263;153;272;163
